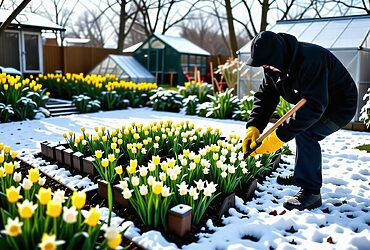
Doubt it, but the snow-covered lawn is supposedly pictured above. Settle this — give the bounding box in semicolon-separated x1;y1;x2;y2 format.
1;108;369;249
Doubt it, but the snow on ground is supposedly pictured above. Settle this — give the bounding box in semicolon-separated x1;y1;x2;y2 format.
0;108;369;249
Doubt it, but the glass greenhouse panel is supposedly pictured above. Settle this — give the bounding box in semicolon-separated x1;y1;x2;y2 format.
312;20;350;48
333;19;370;48
287;23;311;38
299;21;328;43
271;23;294;33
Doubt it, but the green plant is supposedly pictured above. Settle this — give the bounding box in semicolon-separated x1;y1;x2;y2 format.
279;144;293;155
178;81;213;103
206;88;239;119
355;144;370;153
0;103;14;122
360;88;370;128
274;97;292;118
72;95;101;113
183;95;199;115
233;93;255;121
15;97;37;120
149;89;184;112
99;91;121;110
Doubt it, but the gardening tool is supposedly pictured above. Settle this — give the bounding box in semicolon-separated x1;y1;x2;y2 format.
244;98;307;158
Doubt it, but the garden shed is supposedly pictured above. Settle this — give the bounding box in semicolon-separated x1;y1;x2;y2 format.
125;33;210;85
237;14;370;121
90;54;155;83
0;10;65;76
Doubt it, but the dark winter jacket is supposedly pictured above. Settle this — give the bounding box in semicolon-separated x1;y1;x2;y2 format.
246;32;358;142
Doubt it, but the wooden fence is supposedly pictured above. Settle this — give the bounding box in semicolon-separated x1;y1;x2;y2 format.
43;45;119;74
43;45;229;74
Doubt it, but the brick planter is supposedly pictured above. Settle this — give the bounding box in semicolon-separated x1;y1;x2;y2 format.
82;156;96;176
72;152;84;171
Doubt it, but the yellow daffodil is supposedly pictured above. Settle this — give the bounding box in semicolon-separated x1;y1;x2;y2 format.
38;233;65;250
6;186;22;203
108;154;115;162
95;150;103;159
108;234;122;249
115;166;123;175
82;205;101;227
101;158;109;167
17;200;37;219
4;162;14;174
0;154;4;164
152;181;163;195
152;155;160;166
1;217;23;237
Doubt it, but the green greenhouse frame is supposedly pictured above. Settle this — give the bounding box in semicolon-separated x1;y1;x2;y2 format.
125;33;210;85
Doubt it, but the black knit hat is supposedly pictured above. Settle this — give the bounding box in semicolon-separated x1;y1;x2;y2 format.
247;31;287;71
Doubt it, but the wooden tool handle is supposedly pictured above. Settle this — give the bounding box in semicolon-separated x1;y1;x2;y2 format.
257;98;307;143
244;98;307;158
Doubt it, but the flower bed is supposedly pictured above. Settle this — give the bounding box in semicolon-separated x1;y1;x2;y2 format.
39;120;280;243
0;74;49;123
0;144;130;249
35;73;157;112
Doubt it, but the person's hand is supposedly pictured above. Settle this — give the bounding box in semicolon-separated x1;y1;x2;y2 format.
250;130;284;156
242;126;260;153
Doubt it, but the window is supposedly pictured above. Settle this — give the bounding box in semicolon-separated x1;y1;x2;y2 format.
23;33;40;71
0;31;20;70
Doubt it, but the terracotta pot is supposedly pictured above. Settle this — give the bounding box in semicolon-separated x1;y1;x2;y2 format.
168;204;192;237
82;156;96;176
55;145;66;164
72;152;84;171
63;148;74;168
218;193;235;218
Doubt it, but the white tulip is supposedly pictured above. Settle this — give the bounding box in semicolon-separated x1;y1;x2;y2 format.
203;168;209;175
242;168;248;174
119;180;128;190
189;162;196;171
14;161;20;169
188;186;197;197
147;176;155;186
139;185;148;196
161;186;171;197
139;166;148;177
104;226;119;241
194;180;205;191
122;188;132;199
256;161;262;168
21;178;33;190
131;176;140;187
188;152;195;160
181;159;187;166
221;172;227;178
159;172;167;182
38;177;46;186
228;165;236;174
13;172;22;182
148;162;156;172
230;156;237;164
53;189;66;203
221;148;228;156
177;181;188;196
63;206;78;224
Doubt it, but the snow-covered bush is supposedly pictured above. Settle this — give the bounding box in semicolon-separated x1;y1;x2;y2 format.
149;88;184;112
360;88;370;128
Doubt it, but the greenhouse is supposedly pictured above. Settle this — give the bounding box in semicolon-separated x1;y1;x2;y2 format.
90;54;155;83
237;14;370;120
125;33;210;85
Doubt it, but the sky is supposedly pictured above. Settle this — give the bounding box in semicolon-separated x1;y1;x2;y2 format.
1;0;368;48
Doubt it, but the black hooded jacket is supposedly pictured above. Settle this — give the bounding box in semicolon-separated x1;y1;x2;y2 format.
246;33;358;142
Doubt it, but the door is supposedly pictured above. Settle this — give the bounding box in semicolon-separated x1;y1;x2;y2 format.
22;32;42;73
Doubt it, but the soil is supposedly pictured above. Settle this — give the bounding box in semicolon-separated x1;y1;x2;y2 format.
17;153;281;248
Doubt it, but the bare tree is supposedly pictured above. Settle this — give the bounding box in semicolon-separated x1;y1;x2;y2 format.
134;0;201;35
225;0;238;58
68;10;114;47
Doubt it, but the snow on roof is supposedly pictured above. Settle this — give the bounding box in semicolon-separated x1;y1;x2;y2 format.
123;42;143;53
0;9;65;31
153;33;210;56
239;15;370;54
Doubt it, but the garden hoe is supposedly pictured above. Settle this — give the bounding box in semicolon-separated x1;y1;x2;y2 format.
244;98;307;158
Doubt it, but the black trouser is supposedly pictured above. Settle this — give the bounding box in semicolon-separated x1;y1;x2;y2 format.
293;117;349;191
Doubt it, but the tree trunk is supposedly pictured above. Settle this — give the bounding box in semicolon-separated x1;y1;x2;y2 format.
117;0;127;52
225;0;238;58
260;0;269;32
0;0;32;35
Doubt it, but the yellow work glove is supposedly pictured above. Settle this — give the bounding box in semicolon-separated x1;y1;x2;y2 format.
242;126;260;153
250;130;284;156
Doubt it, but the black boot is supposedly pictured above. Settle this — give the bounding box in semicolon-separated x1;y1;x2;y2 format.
283;188;322;211
276;172;298;186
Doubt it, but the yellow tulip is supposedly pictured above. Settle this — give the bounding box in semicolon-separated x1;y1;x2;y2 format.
95;150;103;159
11;151;17;159
102;158;109;168
38;187;52;205
4;145;10;154
71;191;86;209
17;200;37;219
83;206;100;227
4;162;14;174
28;168;40;183
152;181;163;195
115;166;123;175
108;234;122;249
46;200;62;218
